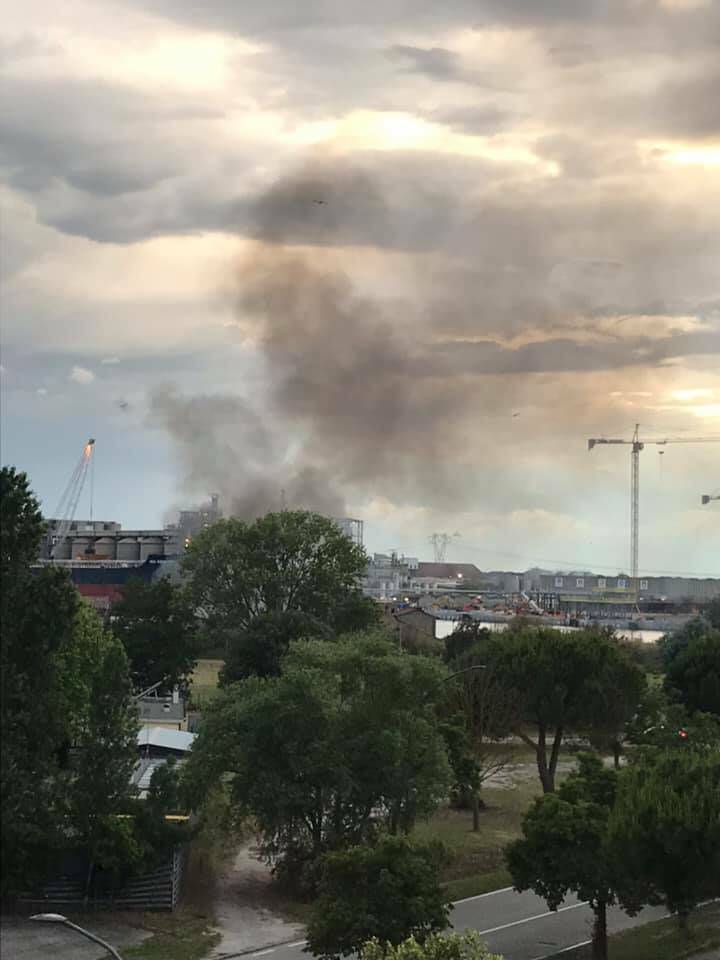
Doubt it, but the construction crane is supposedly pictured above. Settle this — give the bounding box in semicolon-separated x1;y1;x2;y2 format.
48;438;95;560
588;424;720;581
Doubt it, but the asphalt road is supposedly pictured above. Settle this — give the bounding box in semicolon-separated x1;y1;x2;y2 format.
224;887;669;960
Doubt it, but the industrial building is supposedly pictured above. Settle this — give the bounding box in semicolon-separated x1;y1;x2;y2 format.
41;518;180;561
335;517;364;547
533;571;720;614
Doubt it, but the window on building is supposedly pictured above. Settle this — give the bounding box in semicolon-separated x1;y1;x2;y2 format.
555;576;564;587
598;578;606;589
640;579;648;590
576;577;585;587
618;578;626;588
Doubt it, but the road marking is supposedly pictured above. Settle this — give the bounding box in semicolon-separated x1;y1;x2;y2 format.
532;938;592;959
476;900;589;936
452;886;515;904
221;897;718;960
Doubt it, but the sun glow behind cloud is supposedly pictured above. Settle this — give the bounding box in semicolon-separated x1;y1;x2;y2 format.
288;109;557;170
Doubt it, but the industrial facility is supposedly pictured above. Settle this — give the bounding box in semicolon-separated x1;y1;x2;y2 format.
35;436;719;623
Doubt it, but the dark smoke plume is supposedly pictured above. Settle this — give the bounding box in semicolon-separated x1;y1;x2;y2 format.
149;158;713;522
150;162;473;519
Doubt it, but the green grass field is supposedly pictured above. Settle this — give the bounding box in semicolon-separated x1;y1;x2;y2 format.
549;901;720;960
414;777;542;900
189;658;223;710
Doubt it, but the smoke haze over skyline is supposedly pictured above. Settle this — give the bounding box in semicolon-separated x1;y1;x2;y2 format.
2;0;719;574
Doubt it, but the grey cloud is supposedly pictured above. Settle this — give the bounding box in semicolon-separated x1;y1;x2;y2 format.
427;104;518;134
0;75;217;203
656;61;720;138
119;0;648;36
430;329;720;377
149;157;720;521
533;134;636;180
386;45;463;80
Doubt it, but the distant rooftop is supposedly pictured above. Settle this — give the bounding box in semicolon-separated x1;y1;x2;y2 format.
137;727;196;753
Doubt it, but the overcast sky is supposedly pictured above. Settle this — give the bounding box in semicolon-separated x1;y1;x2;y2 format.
2;0;719;575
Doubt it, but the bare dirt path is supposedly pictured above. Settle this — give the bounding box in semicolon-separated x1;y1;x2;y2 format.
210;842;304;958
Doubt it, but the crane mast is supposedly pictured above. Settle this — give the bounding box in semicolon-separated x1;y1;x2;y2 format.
630;424;642;582
588;425;720;582
49;438;95;560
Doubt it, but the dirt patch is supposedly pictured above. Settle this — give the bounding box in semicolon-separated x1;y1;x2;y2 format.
210;843;304;958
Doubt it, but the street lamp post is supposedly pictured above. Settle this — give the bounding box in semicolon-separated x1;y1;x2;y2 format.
30;914;124;960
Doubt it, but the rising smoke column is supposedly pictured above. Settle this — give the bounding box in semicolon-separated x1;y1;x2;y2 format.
150;161;473;519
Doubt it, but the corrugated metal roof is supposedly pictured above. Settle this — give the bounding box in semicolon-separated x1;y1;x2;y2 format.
137;726;196;752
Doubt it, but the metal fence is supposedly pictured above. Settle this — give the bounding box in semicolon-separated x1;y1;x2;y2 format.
19;845;186;912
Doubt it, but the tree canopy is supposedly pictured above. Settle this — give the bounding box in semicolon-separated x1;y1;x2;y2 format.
664;630;720;717
1;466;140;895
306;837;451;959
182;510;368;636
441;624;517;824
360;932;502;960
485;626;644;792
1;466;45;574
67;606;140;894
111;576;198;690
507;753;619;960
184;633;452;888
219;609;331;685
608;747;720;928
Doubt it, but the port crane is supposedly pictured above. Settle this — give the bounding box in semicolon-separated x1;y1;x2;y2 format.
588;424;720;581
48;438;95;560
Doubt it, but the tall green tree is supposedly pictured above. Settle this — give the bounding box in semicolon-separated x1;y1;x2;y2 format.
507;754;619;960
306;837;451;959
1;467;81;893
219;610;331;685
443;625;520;825
664;631;720;717
185;633;451;887
111;577;197;691
609;748;720;930
69;607;139;896
1;466;141;896
331;591;382;634
182;510;368;637
487;626;644;792
1;466;46;572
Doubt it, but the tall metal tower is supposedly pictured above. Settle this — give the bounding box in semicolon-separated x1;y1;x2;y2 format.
588;425;720;580
429;532;460;562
